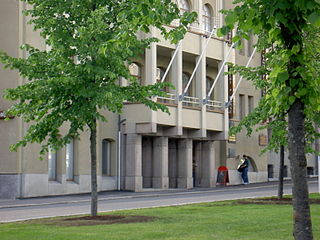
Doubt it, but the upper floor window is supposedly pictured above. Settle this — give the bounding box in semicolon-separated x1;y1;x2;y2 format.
180;0;190;14
156;67;165;82
202;4;212;34
239;38;245;55
182;72;192;96
129;62;142;84
206;76;214;100
247;36;254;57
248;95;254;114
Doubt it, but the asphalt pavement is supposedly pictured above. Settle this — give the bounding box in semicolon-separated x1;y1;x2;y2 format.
0;179;318;223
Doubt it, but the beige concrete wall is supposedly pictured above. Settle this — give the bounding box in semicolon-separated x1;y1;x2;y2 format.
0;0;20;173
206;112;223;131
225;32;268;179
157;107;177;126
182;108;201;128
98;110;118;176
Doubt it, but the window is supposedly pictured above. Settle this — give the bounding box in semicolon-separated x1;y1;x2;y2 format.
239;38;245;55
247;36;254;57
228;67;235;118
227;31;233;46
206;77;214;100
129;62;142;84
202;4;212;34
239;94;245;120
102;139;111;176
182;72;192;96
283;165;288;178
48;148;57;181
268;164;274;178
248;95;254;114
180;0;190;14
157;67;169;83
66;138;74;181
157;67;170;92
307;167;314;176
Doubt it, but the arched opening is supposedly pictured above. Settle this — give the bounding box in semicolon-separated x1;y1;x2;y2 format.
246;156;258;172
202;4;213;34
206;76;214;100
183;72;194;96
179;0;191;14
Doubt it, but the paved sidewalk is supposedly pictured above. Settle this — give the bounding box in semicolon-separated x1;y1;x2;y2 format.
1;179;317;210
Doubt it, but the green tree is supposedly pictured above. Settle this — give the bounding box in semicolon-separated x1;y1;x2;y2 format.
220;0;320;239
0;0;196;216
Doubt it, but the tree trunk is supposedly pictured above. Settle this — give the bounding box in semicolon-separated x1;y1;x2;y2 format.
89;119;98;217
278;145;284;199
288;100;312;239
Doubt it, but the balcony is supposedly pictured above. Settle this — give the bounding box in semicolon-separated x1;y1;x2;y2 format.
123;93;225;133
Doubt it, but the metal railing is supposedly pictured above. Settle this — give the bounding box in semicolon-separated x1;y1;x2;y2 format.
206;100;223;111
182;96;201;108
157;93;177;105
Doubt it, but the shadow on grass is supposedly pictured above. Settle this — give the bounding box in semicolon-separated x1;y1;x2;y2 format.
28;215;156;227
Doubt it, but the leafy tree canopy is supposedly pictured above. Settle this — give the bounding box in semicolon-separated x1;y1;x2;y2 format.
219;0;320;153
0;0;197;156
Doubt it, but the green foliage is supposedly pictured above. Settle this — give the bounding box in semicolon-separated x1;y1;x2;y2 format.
0;0;197;155
224;0;320;153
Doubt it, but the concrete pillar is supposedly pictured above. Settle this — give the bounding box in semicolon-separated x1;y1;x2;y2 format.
145;28;158;127
125;134;143;191
142;137;153;188
169;139;178;188
171;43;183;136
197;37;207;138
177;139;193;188
152;137;169;189
201;141;216;187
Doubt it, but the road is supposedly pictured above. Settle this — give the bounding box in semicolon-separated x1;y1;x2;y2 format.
0;180;318;223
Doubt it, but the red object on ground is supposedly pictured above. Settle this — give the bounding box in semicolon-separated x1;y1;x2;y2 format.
217;166;229;186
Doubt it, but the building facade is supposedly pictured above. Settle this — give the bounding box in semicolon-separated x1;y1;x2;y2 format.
0;0;270;199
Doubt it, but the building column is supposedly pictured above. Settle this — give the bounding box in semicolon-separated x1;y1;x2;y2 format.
145;28;158;132
171;43;183;136
125;134;143;191
142;137;153;188
201;141;216;187
152;137;169;189
177;139;193;188
196;37;207;138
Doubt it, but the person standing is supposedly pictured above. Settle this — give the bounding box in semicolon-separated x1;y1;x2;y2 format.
237;154;249;184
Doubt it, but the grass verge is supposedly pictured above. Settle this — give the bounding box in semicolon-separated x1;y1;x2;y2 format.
0;193;319;240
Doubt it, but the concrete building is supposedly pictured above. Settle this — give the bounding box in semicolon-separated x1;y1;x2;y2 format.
0;0;270;199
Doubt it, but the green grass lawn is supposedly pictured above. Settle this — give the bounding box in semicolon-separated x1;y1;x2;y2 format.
1;194;319;240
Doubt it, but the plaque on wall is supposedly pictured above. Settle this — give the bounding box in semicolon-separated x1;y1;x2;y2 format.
228;134;236;143
259;134;267;146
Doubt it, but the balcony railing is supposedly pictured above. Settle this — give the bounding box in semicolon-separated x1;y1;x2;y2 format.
157;93;177;105
182;96;201;108
157;93;223;111
206;100;223;111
